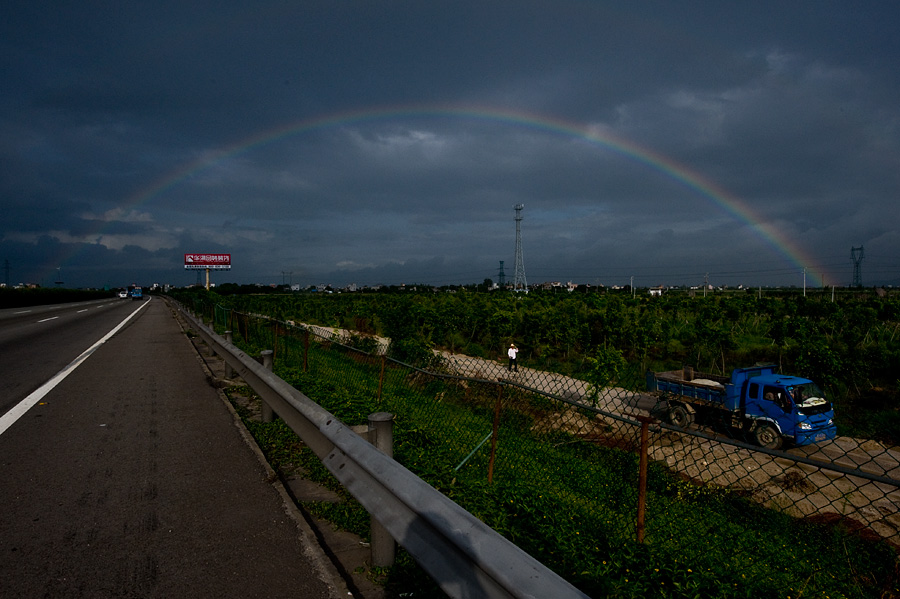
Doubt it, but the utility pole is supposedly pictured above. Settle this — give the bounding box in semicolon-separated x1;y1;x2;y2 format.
802;267;807;297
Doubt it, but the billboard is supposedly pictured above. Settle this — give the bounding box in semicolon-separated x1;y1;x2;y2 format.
184;253;231;270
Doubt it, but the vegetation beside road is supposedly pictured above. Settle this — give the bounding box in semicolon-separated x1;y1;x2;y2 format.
194;285;900;445
174;286;900;599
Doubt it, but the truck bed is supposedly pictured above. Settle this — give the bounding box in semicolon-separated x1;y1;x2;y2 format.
655;369;729;386
649;369;732;408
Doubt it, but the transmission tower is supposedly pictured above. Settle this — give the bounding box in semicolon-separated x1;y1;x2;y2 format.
497;261;506;288
513;204;528;292
851;245;865;287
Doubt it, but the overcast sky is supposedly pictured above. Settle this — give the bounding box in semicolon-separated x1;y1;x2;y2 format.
3;1;899;290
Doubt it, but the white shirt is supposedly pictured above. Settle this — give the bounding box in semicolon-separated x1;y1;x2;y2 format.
508;347;518;359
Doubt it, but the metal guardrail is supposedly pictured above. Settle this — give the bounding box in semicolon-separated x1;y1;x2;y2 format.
176;302;590;599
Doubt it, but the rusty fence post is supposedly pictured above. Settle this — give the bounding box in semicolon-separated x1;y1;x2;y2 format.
260;350;274;423
488;386;503;484
272;323;278;362
303;328;310;373
635;415;655;544
368;412;395;567
378;355;386;403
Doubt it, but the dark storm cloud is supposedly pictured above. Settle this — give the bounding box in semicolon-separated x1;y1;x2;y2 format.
2;1;898;289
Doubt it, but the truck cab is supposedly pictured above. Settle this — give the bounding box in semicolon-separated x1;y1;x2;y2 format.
743;374;836;448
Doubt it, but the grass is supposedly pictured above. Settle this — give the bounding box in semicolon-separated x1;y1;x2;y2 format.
221;322;900;599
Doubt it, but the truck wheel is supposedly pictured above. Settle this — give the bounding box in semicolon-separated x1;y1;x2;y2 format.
668;405;694;429
754;423;783;450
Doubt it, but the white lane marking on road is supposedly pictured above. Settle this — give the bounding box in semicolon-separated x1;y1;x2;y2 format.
77;309;89;313
0;298;153;437
14;310;32;314
37;316;59;323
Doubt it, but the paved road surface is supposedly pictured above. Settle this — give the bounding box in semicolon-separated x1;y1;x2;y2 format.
0;298;339;598
0;298;131;417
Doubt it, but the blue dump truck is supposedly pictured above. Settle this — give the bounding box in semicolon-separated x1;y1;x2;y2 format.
646;364;836;449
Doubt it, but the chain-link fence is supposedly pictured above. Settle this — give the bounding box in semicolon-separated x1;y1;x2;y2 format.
193;297;899;598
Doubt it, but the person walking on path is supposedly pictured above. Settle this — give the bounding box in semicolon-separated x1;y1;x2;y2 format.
507;343;519;372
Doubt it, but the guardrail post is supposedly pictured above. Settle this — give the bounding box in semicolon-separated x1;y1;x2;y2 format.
368;412;395;567
204;319;216;357
636;415;654;544
224;331;234;379
261;350;274;423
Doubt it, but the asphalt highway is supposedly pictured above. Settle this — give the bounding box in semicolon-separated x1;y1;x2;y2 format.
0;297;133;418
0;297;338;598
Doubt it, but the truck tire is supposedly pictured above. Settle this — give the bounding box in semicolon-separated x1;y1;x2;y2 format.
668;404;694;429
753;423;783;450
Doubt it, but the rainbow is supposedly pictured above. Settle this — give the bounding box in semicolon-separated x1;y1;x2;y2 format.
91;105;826;285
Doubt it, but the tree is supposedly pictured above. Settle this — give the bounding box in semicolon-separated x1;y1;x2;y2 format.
584;346;626;406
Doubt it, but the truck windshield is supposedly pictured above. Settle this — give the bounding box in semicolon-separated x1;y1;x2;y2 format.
787;383;831;415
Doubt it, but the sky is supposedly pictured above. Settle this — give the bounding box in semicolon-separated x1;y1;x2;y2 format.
2;1;899;290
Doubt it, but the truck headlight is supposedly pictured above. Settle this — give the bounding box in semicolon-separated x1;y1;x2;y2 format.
797;422;812;430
